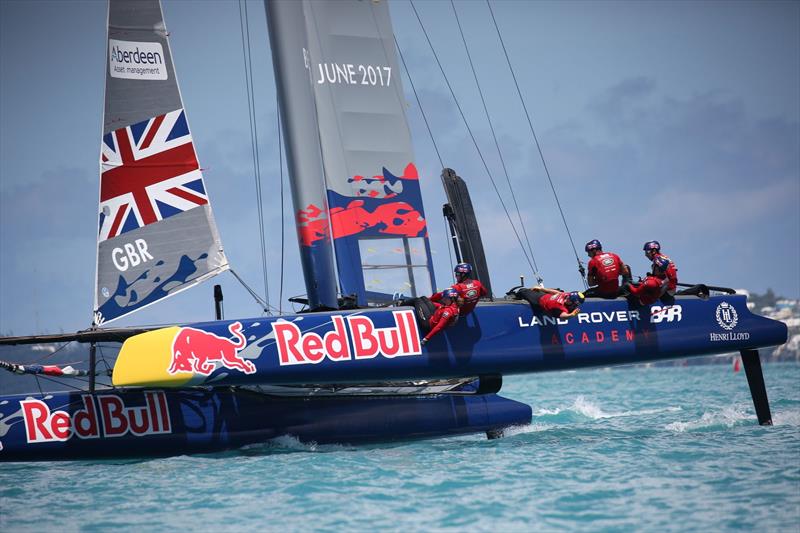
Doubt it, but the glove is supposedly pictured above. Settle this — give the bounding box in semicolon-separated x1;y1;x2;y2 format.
421;338;428;346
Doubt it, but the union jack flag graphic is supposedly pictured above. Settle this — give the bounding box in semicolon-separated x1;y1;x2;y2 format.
98;108;208;241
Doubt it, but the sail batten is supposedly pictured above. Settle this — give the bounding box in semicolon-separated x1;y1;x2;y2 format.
94;0;227;325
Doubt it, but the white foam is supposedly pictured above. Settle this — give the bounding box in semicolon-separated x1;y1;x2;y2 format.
502;423;551;436
533;396;682;420
664;405;754;432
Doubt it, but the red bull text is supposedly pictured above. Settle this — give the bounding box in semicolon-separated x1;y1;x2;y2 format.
21;392;171;444
273;310;421;366
168;321;255;376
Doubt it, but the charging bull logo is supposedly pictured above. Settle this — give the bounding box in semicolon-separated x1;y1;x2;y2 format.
167;321;255;376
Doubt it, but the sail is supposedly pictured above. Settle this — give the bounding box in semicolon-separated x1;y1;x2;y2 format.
276;0;436;306
94;0;228;325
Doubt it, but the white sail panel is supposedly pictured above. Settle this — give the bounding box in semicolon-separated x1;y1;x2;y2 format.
94;0;227;325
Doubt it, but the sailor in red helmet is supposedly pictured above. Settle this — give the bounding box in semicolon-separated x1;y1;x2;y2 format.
584;239;631;298
421;288;461;345
625;255;672;306
515;286;585;320
643;240;678;302
431;263;488;316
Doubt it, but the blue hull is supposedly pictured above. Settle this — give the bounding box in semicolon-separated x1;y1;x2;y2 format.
118;294;787;388
0;388;531;461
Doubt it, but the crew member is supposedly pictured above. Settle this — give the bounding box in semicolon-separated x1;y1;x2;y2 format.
431;263;488;316
421;289;460;345
515;286;584;320
625;255;671;306
584;239;631;298
643;240;678;296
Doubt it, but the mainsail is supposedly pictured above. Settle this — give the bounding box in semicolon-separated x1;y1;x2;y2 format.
94;0;228;325
269;0;436;306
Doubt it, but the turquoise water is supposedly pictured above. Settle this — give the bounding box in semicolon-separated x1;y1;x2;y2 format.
2;363;798;532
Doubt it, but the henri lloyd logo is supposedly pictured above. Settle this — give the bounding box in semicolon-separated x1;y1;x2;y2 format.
716;301;738;330
710;301;749;342
109;39;167;80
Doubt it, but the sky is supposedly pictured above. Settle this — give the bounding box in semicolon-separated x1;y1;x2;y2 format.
0;0;798;337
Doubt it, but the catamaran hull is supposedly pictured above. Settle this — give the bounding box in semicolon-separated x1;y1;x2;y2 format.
0;388;531;462
113;295;788;388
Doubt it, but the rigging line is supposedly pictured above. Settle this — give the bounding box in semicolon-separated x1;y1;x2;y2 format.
278;102;285;315
450;0;541;281
394;34;453;283
239;0;272;313
486;0;586;285
33;340;73;364
393;36;444;170
229;268;280;314
34;373;90;393
408;0;536;275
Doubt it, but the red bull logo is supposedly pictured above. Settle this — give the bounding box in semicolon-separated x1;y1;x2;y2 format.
168;321;255;376
273;310;421;366
21;392;171;444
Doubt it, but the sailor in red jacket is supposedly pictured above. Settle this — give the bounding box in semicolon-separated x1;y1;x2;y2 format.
421;289;460;345
431;263;488;316
643;240;678;299
515;287;584;319
625;255;671;305
584;239;631;298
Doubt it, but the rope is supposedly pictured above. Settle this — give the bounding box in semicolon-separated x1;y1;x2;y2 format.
408;0;537;276
486;0;586;286
238;0;273;311
394;34;454;285
450;0;541;283
229;268;281;314
277;103;286;314
394;36;444;170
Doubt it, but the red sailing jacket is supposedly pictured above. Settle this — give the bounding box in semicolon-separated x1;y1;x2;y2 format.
424;302;460;341
431;279;488;316
588;252;625;294
628;276;668;305
539;292;571;317
654;253;678;292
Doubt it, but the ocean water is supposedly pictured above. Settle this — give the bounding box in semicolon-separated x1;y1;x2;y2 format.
1;363;798;532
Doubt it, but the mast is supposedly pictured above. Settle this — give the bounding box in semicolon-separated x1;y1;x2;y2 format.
265;0;339;310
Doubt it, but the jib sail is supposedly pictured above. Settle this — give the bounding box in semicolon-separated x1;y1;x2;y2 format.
269;0;436;306
94;0;228;325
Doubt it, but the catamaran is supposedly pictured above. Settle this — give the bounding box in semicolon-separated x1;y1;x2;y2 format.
0;0;787;461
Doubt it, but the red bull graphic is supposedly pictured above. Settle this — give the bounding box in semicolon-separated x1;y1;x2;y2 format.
273;310;421;366
297;203;330;247
327;163;428;242
21;392;171;444
349;162;418;199
168;321;255;376
330;200;426;239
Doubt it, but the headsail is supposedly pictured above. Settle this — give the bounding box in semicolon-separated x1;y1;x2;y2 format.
270;0;436;306
94;0;228;325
